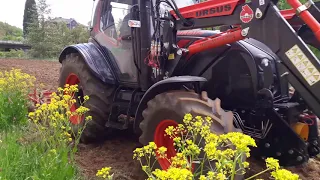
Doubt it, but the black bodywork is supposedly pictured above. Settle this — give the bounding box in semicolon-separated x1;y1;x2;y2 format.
58;0;320;166
59;41;117;84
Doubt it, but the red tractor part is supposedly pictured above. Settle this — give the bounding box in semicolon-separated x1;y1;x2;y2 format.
287;0;320;41
188;28;244;55
65;73;83;125
28;89;52;106
154;119;178;170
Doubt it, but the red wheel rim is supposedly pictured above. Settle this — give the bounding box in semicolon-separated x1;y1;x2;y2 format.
65;73;83;125
154;120;178;170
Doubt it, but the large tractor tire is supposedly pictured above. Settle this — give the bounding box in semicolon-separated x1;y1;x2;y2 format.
59;53;115;143
139;90;242;177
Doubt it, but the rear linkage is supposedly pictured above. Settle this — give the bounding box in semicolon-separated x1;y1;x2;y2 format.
154;0;320;166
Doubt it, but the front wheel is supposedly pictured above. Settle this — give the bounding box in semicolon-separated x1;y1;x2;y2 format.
139;90;242;177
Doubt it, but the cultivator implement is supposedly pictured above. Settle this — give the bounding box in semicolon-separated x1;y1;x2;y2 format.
28;88;52;106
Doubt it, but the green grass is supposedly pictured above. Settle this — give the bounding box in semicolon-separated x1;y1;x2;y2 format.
0;91;28;131
0;127;82;180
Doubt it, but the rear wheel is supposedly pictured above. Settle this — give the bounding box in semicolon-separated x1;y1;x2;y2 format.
139;91;241;175
59;53;115;143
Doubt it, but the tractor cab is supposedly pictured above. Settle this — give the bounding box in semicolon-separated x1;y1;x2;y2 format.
91;0;137;85
90;0;204;87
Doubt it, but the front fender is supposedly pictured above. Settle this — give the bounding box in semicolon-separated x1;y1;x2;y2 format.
134;76;207;134
59;42;117;84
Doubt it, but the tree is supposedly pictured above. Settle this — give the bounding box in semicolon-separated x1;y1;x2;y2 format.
26;0;89;58
0;22;23;41
23;0;38;37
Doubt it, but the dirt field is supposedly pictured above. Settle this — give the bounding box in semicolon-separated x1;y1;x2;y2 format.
0;59;60;91
1;58;320;180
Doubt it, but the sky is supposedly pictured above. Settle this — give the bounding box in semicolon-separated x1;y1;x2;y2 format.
0;0;94;29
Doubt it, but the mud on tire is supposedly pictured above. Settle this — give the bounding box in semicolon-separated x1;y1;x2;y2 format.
59;53;115;143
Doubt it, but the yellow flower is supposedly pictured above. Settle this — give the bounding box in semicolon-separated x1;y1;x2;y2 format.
75;106;89;115
271;169;299;180
183;140;201;156
28;112;35;118
183;113;193;124
157;146;167;158
216;173;226;180
171;153;189;168
148;142;157;150
265;157;280;170
199;175;206;180
66;111;72;116
165;126;175;137
96;167;113;179
63;95;71;101
219;132;256;156
204;141;217;160
173;137;182;147
84;95;89;101
133;142;157;159
153;167;193;180
205;116;212;123
243;161;249;168
133;148;144;159
65;132;71;137
49;149;57;155
207;171;216;179
85;115;92;121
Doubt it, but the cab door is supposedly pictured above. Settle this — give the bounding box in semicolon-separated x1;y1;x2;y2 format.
91;0;138;85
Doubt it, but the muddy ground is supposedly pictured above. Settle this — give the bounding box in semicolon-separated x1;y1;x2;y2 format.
1;58;320;180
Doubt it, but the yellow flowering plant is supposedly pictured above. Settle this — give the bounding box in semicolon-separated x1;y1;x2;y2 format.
133;114;300;180
0;70;86;179
28;84;92;153
96;167;114;180
0;69;36;130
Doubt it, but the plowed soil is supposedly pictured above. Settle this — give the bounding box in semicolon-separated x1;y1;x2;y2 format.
0;59;60;91
1;58;320;180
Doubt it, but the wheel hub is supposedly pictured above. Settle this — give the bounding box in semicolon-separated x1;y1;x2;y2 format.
65;73;84;125
154;119;178;170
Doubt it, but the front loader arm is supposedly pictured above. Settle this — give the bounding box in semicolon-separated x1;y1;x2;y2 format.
281;1;320;24
248;1;320;118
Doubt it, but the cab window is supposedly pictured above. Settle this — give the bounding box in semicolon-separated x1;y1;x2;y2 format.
101;1;132;39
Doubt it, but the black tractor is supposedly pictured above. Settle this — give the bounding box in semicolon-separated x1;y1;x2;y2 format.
59;0;320;171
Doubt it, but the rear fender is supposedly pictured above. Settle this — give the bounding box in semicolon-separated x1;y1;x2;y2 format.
134;76;207;134
59;42;117;84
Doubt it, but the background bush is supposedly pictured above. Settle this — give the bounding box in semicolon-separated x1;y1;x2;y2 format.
0;49;26;58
